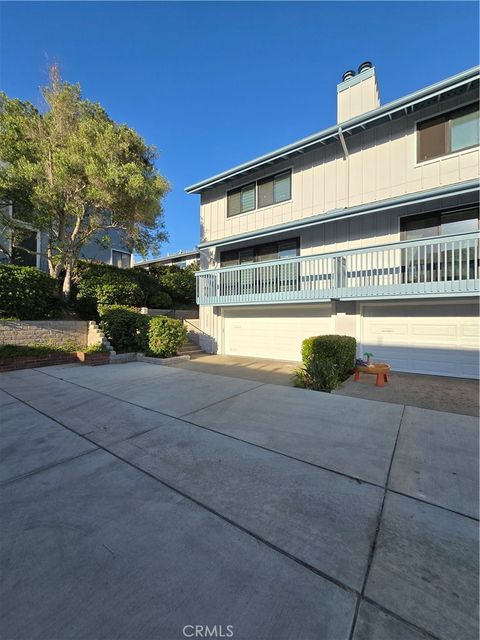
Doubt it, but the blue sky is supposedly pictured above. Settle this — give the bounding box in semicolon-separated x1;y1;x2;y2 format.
1;1;478;257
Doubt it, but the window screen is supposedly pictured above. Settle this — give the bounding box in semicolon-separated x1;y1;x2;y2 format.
274;172;291;203
451;106;480;152
227;183;255;217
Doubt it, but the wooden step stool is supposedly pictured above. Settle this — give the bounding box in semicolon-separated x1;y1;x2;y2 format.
354;362;390;387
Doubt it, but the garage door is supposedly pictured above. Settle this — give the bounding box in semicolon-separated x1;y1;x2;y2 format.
361;302;480;379
223;304;333;361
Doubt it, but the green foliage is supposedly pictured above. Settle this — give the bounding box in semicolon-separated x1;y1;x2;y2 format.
73;261;172;316
0;265;59;320
98;305;149;353
301;335;356;380
148;315;187;358
292;358;340;392
149;264;197;306
0;342;79;358
0;65;169;296
294;335;357;392
83;342;109;354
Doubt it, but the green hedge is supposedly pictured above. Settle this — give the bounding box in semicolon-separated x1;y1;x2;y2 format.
98;305;150;353
148;264;197;306
294;335;357;392
148;316;186;358
74;262;172;316
301;335;356;379
0;265;59;320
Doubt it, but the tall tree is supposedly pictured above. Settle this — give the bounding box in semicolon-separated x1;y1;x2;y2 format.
0;65;169;297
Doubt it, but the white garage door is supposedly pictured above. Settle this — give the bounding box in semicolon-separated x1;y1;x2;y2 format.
361;302;480;379
223;304;333;361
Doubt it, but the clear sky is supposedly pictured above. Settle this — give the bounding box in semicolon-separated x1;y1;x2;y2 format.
1;1;478;257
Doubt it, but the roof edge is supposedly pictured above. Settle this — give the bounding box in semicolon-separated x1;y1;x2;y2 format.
186;66;479;194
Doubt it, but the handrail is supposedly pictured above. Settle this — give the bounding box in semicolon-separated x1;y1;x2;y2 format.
182;317;210;337
196;231;480;275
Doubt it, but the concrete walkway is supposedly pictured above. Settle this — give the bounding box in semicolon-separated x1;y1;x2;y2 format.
0;362;478;640
172;354;479;416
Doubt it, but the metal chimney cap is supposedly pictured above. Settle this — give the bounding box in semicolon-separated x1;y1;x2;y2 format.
358;61;373;74
342;70;356;82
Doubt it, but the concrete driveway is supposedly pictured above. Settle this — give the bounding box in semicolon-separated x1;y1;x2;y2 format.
0;362;478;640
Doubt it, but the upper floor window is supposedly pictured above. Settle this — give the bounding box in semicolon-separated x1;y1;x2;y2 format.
417;102;479;162
258;171;291;208
227;183;256;217
112;250;131;269
227;170;292;217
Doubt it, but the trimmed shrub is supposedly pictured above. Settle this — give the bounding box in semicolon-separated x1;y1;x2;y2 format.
294;334;356;392
0;265;59;320
98;305;150;353
148;315;187;358
301;335;356;379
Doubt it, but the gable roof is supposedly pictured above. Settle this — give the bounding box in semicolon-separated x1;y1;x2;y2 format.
185;66;479;194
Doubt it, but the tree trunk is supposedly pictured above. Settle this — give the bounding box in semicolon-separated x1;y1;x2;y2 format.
62;262;72;300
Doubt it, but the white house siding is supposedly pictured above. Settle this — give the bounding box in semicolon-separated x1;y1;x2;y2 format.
200;90;479;246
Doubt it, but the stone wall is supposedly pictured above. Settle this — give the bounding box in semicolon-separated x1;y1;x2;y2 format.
0;320;113;351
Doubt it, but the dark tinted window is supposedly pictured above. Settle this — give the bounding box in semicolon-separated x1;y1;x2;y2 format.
417;102;479;162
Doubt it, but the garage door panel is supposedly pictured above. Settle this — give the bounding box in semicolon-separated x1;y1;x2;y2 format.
224;305;332;362
362;303;479;379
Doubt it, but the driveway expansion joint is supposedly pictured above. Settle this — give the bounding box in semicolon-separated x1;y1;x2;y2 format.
347;405;406;640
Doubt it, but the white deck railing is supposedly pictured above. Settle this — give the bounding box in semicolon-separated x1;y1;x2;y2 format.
196;232;480;305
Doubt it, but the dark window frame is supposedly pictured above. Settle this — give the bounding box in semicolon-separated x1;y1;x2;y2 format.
226;182;256;218
112;249;132;269
400;205;480;240
226;169;292;218
416;102;479;163
220;237;300;267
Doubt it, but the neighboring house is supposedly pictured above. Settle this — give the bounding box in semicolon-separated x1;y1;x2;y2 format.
0;204;133;269
186;63;480;379
135;249;200;270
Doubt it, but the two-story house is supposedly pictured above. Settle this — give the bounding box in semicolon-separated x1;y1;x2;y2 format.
186;63;479;379
0;204;133;270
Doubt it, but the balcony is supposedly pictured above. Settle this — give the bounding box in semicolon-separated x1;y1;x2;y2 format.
196;232;480;305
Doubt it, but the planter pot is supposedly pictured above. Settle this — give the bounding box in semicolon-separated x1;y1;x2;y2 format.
76;351;110;366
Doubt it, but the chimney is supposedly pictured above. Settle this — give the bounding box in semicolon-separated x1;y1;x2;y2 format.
337;61;380;123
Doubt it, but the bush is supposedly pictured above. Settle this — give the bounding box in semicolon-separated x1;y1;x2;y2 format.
0;265;59;320
148;315;187;358
98;305;150;353
74;261;172;315
293;358;340;392
294;335;356;392
148;289;173;309
301;335;356;380
148;264;197;306
0;342;79;358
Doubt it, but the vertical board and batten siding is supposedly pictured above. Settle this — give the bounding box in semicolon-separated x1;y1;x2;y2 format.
200;90;479;247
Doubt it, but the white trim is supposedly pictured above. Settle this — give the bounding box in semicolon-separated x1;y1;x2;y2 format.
111;248;132;269
225;166;293;220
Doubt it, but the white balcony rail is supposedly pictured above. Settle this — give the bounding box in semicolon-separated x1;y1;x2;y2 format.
196;232;480;305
